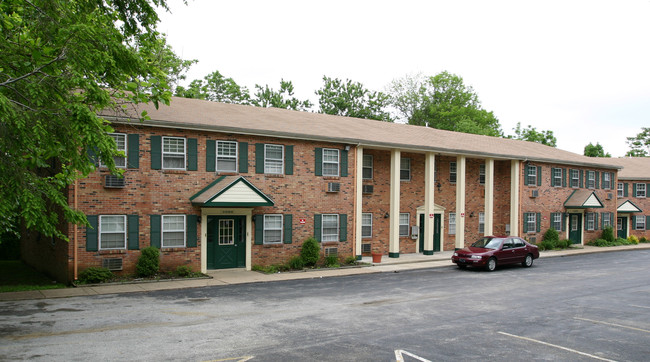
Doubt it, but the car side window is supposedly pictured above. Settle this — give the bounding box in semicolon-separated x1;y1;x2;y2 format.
513;238;525;248
502;240;514;249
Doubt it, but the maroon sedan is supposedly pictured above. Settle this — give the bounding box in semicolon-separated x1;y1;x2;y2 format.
451;236;540;271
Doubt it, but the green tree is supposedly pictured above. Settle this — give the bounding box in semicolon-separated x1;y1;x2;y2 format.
508;122;557;147
389;71;502;136
316;76;393;122
0;0;191;239
176;70;251;104
625;127;649;157
252;79;312;111
584;142;611;157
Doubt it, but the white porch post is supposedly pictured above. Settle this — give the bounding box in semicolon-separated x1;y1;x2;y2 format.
484;159;495;236
510;160;520;236
455;156;466;249
423;152;435;254
355;146;364;259
389;149;401;258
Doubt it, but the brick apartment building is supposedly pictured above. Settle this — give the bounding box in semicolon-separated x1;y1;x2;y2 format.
21;97;647;282
607;157;650;240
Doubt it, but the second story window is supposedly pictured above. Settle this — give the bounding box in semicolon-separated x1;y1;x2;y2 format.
450;162;457;183
217;141;237;172
400;158;411;181
552;168;562;187
162;137;186;170
636;183;647;198
617;183;624;197
587;171;595;189
264;144;284;174
479;164;486;185
322;148;339;176
101;133;126;168
570;169;579;188
362;155;373;180
602;172;611;189
526;165;537;185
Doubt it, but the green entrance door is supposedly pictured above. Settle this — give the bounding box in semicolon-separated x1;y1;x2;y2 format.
568;213;582;245
207;215;246;269
419;214;441;253
617;216;627;239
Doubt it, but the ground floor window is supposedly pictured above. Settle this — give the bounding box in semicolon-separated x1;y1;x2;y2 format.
526;213;536;233
478;212;485;233
99;215;126;250
399;213;409;236
322;214;339;242
263;214;283;244
362;213;372;238
449;213;456;235
162;215;185;248
635;215;646;230
586;213;596;231
552;213;562;231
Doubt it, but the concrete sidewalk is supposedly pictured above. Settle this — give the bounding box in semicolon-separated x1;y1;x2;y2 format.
2;244;649;301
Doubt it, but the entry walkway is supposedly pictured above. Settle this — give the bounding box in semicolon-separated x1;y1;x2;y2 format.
2;245;649;301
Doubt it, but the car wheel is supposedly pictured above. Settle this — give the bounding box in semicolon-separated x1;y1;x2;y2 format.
486;257;497;272
522;254;534;267
457;264;467;269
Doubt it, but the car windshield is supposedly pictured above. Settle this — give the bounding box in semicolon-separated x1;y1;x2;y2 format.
471;237;504;249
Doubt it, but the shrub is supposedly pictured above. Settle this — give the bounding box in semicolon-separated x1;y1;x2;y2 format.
344;256;358;265
556;239;570;249
601;226;615;243
301;237;320;266
79;267;113;284
587;239;609;247
628;235;639;244
136;246;160;277
288;256;304;270
536;240;554;251
325;255;340;268
640;237;649;243
543;228;560;243
175;265;193;277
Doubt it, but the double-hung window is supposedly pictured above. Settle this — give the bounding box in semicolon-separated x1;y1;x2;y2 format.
322;149;339;176
263;214;283;244
635;215;646;230
479;164;486;185
450;162;457;183
162;137;186;170
586;213;595;231
449;213;456;235
553;168;562;187
362;155;373;180
526;213;536;233
162;215;185;248
322;214;339;242
217;141;238;172
400;158;411;181
264;144;284;174
602;213;612;229
99;215;126;250
587;171;595;189
478;212;485;233
362;213;372;238
399;213;409;236
602;172;611;189
571;169;579;188
637;183;647;198
617;183;624;198
526;165;537;185
101;133;127;168
552;213;562;231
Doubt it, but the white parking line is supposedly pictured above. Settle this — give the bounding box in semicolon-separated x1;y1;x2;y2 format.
395;349;431;362
498;332;617;362
574;317;650;334
629;304;650;310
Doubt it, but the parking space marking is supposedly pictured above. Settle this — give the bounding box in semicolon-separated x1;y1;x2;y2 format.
574;317;650;334
202;356;254;362
394;349;431;362
629;304;650;310
498;332;617;362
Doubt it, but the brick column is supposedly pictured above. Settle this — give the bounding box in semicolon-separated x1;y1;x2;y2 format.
389;149;401;258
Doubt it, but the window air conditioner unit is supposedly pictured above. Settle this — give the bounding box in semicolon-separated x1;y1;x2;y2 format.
102;258;123;271
327;182;340;193
362;184;374;194
324;247;338;257
530;189;538;198
104;174;125;188
606;193;613;200
361;243;371;254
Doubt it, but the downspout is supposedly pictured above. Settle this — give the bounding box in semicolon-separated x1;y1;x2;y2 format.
73;178;78;281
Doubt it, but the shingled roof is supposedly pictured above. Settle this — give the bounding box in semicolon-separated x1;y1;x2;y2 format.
103;96;620;169
606;157;650;180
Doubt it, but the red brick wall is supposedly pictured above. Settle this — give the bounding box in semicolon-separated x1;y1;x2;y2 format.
621;180;650;240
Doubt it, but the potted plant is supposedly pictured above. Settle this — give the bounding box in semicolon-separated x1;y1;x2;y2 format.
371;251;382;263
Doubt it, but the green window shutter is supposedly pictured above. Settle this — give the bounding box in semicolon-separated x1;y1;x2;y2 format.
283;214;293;244
594;213;599;230
624;183;629;197
150;215;161;248
315;148;323;176
537;166;542;186
632;183;637;197
562;213;567;231
600;212;605;229
595;171;600;189
254;214;263;245
285;145;293;175
550;213;557;229
523;167;529;186
562;168;567;187
536;212;541;232
580;170;584;188
206;140;216;172
127;134;139;169
187;138;198;171
239;142;248;173
186;215;197;247
127;215;139;250
255;143;265;174
551;168;557;186
646;216;650;231
150;136;161;170
86;215;98;251
339;214;347;241
314;214;322;242
522;213;529;233
340;149;348;177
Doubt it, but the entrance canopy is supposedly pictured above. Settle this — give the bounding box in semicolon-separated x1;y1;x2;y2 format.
617;200;642;213
563;190;603;209
190;176;274;207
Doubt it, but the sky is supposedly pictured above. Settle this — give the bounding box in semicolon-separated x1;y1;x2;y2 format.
157;0;650;157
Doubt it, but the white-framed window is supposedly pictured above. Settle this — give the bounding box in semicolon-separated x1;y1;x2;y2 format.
586;213;595;231
479;164;486;185
637;183;647;198
478;212;485;233
552;213;562;231
99;215;126;250
400;158;411;181
526;165;537;185
527;213;536;233
264;144;284;174
617;183;624;198
587;171;595;189
263;214;283;244
162;136;186;170
636;215;646;230
602;172;611;189
617;217;623;231
553;168;562;187
218;219;234;245
362;155;373;180
216;140;237;172
399;213;409;236
362;213;372;238
162;215;185;248
449;213;456;235
101;133;127;168
322;148;339;176
322;214;339;242
450;162;457;183
602;213;612;229
571;169;579;188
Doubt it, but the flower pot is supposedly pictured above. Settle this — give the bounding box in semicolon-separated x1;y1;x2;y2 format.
371;252;382;263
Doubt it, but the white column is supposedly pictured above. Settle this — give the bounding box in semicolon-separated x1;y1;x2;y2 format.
510;160;520;236
389;149;401;257
355;146;364;259
423;152;435;254
455;156;466;249
484;159;495;236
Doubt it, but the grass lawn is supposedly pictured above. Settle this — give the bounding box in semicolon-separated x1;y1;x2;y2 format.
0;260;66;293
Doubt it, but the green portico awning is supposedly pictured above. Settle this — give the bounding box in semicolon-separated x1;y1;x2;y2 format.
190;176;274;207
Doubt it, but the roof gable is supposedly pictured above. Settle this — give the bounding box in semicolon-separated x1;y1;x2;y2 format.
617;200;643;213
564;190;604;209
190;176;274;207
